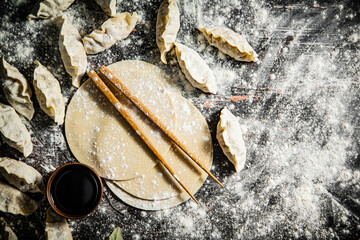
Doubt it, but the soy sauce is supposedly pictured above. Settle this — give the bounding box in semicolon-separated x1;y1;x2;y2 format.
50;164;102;216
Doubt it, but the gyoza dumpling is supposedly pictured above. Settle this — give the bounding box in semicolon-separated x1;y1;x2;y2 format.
175;43;217;94
0;157;45;194
216;107;246;172
82;12;137;54
95;0;116;17
0;217;18;240
45;208;73;240
0;181;38;216
198;27;258;62
0;57;34;120
58;15;87;88
33;61;65;125
0;103;33;157
156;0;180;64
28;0;75;19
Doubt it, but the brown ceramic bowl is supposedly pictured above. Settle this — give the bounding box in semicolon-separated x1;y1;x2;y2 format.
47;162;103;219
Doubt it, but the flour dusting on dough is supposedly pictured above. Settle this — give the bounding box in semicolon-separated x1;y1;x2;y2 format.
0;0;359;239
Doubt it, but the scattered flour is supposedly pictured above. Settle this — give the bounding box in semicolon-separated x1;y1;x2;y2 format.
0;0;359;239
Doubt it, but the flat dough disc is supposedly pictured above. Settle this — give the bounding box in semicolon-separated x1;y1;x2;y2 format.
106;174;207;211
65;61;177;180
112;95;213;200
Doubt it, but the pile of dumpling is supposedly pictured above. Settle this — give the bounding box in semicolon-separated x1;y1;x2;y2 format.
156;0;258;95
0;0;138;157
0;59;65;158
0;157;44;215
1;0;251;177
0;157;73;239
0;158;39;238
1;0;137;239
156;0;251;172
0;0;252;232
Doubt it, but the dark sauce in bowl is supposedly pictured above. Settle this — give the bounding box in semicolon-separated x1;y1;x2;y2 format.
47;163;103;219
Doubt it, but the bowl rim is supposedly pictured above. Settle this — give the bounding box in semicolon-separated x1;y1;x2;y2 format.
46;162;104;219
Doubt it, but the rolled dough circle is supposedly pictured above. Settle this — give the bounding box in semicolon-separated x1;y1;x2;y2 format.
65;61;177;180
112;95;213;200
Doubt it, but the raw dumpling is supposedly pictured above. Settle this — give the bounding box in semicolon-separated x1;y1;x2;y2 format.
0;157;45;194
216;107;246;172
45;208;73;240
0;57;34;120
95;0;116;17
0;103;33;157
0;181;38;216
58;15;87;88
0;217;17;240
198;27;258;62
156;0;180;64
175;43;217;93
82;12;137;54
33;61;65;125
28;0;75;19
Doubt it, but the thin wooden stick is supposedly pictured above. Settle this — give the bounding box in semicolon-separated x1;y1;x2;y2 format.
88;70;199;204
99;66;224;188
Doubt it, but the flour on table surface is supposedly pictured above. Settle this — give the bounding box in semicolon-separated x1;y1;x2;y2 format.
0;0;359;239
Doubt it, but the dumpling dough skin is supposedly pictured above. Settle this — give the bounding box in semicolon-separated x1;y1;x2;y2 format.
216;107;246;172
156;0;180;64
0;57;34;120
65;61;177;180
95;0;117;17
199;27;258;62
82;12;137;54
45;208;73;240
33;61;65;125
58;15;87;88
28;0;75;19
0;181;38;216
175;43;217;93
0;157;45;194
0;103;33;157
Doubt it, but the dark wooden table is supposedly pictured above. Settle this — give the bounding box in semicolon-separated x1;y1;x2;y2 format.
0;0;359;239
